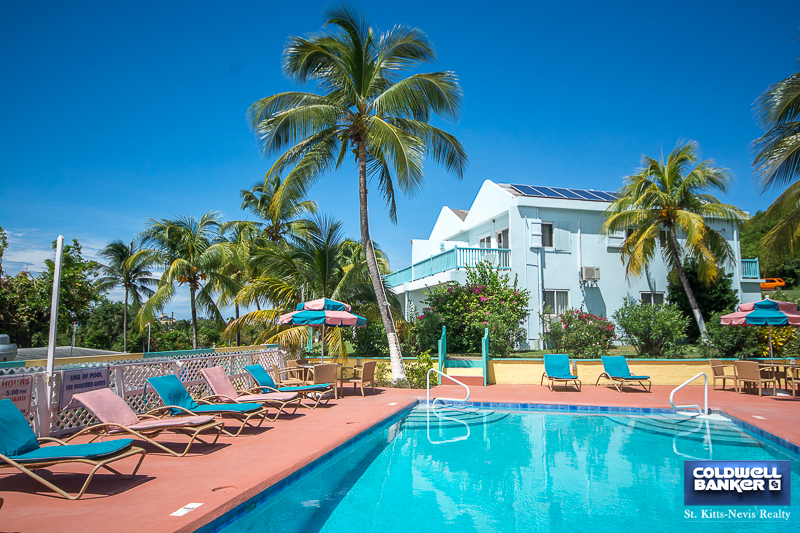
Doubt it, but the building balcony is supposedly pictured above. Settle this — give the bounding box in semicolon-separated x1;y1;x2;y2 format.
741;258;760;279
385;247;510;288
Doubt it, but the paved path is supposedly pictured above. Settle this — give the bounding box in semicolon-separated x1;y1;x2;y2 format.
0;384;797;533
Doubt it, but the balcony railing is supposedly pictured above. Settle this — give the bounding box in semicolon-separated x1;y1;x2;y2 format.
741;258;760;279
385;247;511;287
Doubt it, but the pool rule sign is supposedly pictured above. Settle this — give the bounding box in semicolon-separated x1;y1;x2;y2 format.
0;375;33;415
60;368;109;409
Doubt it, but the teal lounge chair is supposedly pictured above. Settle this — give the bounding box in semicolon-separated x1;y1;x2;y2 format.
0;399;146;499
540;354;581;391
244;364;332;408
595;356;651;392
146;375;267;436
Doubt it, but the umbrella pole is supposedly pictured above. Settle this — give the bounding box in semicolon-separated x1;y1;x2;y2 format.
321;324;325;362
769;325;774;364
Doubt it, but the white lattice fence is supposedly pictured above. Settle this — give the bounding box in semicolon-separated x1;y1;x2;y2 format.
18;346;286;436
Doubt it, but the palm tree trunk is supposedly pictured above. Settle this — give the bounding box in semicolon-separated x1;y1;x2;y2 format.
357;138;407;381
669;227;708;340
123;287;128;353
235;303;241;346
190;286;198;349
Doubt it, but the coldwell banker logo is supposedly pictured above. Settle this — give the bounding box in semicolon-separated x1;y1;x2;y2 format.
684;460;791;506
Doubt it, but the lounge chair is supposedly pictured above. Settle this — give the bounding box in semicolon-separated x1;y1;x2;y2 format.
0;399;146;500
734;361;777;397
146;375;267;437
540;354;581;391
339;360;377;396
66;388;223;457
595;356;651;392
244;364;333;408
709;359;738;392
200;366;301;420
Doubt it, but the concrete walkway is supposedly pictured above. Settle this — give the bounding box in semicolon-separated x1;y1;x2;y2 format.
0;384;797;533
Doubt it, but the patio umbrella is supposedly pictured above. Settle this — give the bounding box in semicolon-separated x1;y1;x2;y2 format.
719;297;800;363
277;298;366;361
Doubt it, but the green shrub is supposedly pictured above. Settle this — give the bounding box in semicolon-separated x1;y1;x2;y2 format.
373;351;438;389
612;297;688;358
699;311;760;360
353;321;390;359
542;308;615;358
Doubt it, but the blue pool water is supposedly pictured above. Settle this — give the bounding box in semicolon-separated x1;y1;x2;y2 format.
211;406;799;533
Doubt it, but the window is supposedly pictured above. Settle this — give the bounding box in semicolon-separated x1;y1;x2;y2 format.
641;292;664;306
543;290;570;315
478;235;492;248
496;228;509;249
542;223;554;248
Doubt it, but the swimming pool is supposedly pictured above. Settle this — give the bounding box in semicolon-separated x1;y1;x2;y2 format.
206;405;799;532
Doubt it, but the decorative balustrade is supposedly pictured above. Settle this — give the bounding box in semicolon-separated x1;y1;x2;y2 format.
385;247;511;287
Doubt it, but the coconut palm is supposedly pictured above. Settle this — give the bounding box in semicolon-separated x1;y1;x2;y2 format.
96;239;157;353
247;6;467;380
227;215;399;358
752;53;800;257
135;212;238;348
240;174;318;243
601;141;747;339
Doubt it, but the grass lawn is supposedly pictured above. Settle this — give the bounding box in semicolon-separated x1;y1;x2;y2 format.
763;289;800;301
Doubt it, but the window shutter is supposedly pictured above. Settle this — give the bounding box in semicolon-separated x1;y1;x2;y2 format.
530;219;542;248
554;222;571;252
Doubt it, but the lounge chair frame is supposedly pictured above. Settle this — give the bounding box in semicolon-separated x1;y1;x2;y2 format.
0;438;146;500
594;373;651;392
540;373;581;392
145;402;266;437
244;364;332;409
200;367;301;420
65;416;223;457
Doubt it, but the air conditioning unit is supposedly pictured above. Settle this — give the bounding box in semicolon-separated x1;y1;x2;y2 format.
581;266;600;281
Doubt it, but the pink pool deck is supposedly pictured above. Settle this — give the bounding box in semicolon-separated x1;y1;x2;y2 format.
0;384;797;533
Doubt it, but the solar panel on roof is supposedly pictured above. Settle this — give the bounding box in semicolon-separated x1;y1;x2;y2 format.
534;186;566;198
550;187;584;200
510;183;617;201
592;191;616;201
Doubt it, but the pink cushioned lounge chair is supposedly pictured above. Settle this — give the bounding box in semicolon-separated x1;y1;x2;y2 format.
66;388;223;457
200;366;301;420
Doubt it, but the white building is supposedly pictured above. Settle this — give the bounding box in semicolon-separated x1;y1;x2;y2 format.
386;180;762;348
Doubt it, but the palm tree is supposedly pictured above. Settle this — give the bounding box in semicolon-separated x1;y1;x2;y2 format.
135;212;238;348
248;6;467;380
601;141;747;339
240;174;318;243
227;215;400;358
96;239;157;353
752;50;800;257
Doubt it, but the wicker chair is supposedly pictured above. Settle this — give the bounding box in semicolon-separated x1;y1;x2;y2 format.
734;361;777;396
339;361;377;396
709;359;738;392
312;363;341;399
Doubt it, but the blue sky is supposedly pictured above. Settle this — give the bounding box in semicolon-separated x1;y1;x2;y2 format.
2;1;799;318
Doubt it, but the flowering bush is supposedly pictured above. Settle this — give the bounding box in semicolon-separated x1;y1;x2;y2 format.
544;308;615;358
411;261;530;356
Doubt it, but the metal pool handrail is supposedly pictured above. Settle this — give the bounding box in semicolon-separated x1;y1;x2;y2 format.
426;368;470;407
670;372;708;416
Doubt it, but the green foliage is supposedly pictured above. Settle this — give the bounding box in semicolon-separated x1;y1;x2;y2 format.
353;321;389;359
613;297;689;358
666;260;739;342
0;239;101;347
740;210;800;288
373;352;437;389
699;312;760;359
542;308;616;358
417;261;529;356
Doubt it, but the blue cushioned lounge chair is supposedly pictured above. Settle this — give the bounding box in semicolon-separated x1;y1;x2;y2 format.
595;356;651;392
540;354;581;391
0;399;146;499
244;364;332;408
146;375;267;436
